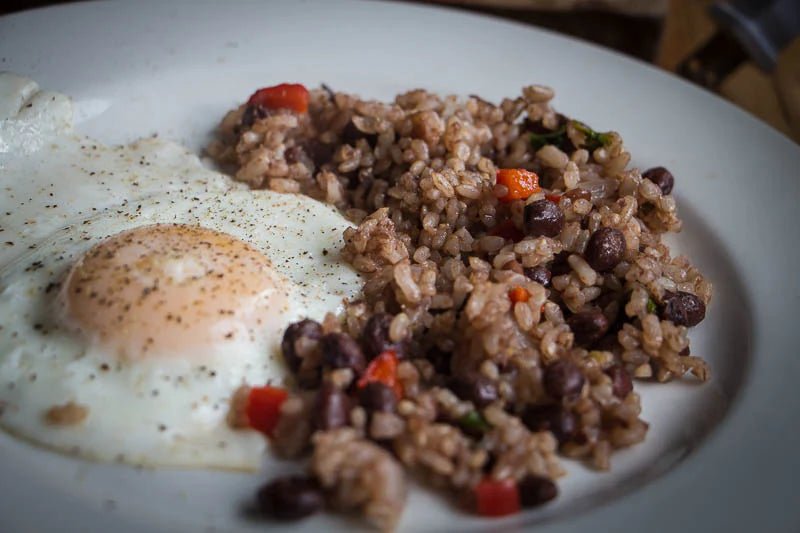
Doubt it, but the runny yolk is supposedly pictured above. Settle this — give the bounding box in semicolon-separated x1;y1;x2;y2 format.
60;223;289;360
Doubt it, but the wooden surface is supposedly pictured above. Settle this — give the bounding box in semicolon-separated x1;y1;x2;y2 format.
658;0;796;142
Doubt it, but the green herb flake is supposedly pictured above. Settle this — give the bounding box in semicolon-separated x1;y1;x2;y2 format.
459;410;491;433
529;119;613;152
646;298;657;314
529;124;567;150
570;120;613;151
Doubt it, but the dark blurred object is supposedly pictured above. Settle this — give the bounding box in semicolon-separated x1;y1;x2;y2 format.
676;31;748;90
775;39;800;141
421;1;665;62
0;0;74;14
713;0;799;71
678;0;800;90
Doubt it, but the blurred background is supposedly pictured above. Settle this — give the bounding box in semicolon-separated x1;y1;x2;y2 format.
2;0;799;143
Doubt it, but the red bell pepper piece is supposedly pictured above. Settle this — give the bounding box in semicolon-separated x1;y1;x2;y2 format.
247;83;309;113
245;385;288;437
496;168;540;202
357;350;403;398
508;286;530;303
474;478;521;517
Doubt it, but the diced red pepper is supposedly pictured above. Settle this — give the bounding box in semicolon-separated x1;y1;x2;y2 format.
545;193;562;204
245;385;288;437
488;220;524;243
496;168;540;202
508;286;530;303
475;478;521;517
247;83;309;113
357;350;403;398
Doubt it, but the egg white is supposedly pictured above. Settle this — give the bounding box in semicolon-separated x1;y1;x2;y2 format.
0;73;363;469
0;188;362;469
0;72;238;267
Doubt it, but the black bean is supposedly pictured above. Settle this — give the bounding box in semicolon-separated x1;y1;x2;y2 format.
642;166;674;195
593;292;622;328
297;372;322;390
428;346;453;375
359;382;397;414
284;145;305;165
523;199;564;238
606;365;633;399
548;251;572;277
281;320;323;374
521;404;578;444
304;139;336;168
543;361;585;400
362;313;404;359
661;291;706;327
257;475;324;520
518;475;558;507
524;265;551;286
241;104;269;128
567;309;610;347
594;334;621;353
594;290;623;313
313;384;350;431
321;333;366;373
583;227;625;272
341;118;378;147
449;373;498;408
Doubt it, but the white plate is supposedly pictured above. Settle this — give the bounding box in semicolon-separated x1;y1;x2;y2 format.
1;1;799;532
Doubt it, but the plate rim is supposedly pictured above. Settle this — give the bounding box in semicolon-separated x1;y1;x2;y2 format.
1;1;799;532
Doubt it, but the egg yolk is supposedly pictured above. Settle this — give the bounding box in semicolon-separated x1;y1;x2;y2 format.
60;224;289;360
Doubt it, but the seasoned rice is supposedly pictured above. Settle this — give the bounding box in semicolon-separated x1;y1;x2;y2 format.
210;82;712;530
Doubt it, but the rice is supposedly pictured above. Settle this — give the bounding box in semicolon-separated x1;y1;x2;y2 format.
211;82;712;530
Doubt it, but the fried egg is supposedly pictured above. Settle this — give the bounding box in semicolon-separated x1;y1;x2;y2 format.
0;74;362;469
0;72;237;266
